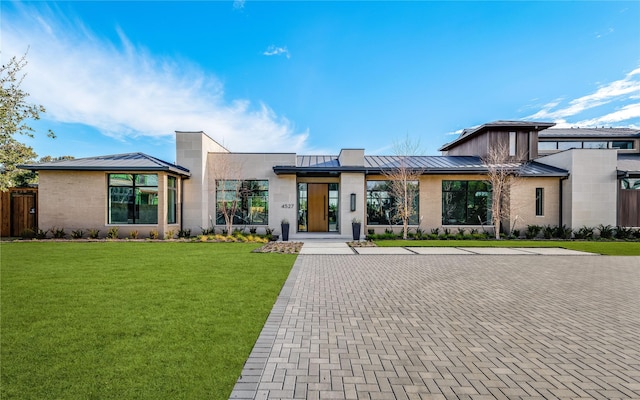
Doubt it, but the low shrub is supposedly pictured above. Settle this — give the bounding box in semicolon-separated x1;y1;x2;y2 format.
149;229;159;239
542;225;554;239
165;229;176;240
573;226;594;240
88;229;100;239
598;224;615;239
129;230;139;239
71;229;84;239
615;226;634;240
553;225;572;239
177;229;191;238
106;227;119;239
525;224;542;239
35;229;48;239
20;228;35;239
51;227;67;239
201;226;216;235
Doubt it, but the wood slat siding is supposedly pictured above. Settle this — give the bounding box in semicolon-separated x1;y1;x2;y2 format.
618;188;640;227
445;130;537;161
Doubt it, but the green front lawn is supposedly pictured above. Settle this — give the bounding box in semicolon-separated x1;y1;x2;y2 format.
1;242;296;399
374;239;640;256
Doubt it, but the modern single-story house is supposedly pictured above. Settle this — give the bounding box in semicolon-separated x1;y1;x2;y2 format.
17;120;640;239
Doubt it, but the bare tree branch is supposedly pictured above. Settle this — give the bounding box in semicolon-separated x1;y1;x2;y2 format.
381;136;423;239
211;154;244;235
482;141;522;239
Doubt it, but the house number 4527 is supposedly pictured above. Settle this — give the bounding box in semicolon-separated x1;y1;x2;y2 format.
281;204;295;208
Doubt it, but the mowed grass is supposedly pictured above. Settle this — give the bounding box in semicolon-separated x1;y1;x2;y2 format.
1;242;296;400
374;239;640;255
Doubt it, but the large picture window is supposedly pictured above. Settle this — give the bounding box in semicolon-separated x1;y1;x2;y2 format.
109;174;158;224
215;180;269;225
366;180;419;225
442;180;492;225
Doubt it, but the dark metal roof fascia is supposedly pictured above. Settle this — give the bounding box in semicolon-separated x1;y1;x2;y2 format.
18;164;191;177
274;165;568;177
273;166;367;175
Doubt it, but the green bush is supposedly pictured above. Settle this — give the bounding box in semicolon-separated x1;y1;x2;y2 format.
88;229;100;239
615;226;633;240
525;224;542;239
573;226;594;240
178;229;192;238
70;229;84;239
51;227;67;239
598;224;614;239
106;227;119;239
553;225;572;239
20;228;35;239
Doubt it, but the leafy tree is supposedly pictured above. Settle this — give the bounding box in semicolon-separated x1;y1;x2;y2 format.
13;155;75;187
1;51;55;191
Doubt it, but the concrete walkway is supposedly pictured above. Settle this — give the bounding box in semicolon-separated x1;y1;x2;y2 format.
297;240;596;256
231;250;640;399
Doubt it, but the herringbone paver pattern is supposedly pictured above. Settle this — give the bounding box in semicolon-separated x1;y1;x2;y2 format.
231;255;640;399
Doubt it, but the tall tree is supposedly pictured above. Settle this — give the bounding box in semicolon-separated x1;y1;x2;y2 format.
382;136;423;240
483;141;521;239
1;51;55;191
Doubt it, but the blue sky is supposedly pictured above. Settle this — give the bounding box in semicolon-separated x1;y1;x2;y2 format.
3;1;640;163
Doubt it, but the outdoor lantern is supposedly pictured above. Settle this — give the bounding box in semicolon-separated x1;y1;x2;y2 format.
350;193;356;211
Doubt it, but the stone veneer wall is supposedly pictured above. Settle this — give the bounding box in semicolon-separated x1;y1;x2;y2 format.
537;149;618;228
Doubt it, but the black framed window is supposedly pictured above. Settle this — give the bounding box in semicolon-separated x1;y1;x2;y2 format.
442;180;492;225
535;187;544;216
366;180;419;225
108;174;158;224
167;176;177;224
215;180;268;225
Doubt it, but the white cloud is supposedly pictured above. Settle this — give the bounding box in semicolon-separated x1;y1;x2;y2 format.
571;103;640;127
526;66;640;127
263;45;291;59
2;6;309;153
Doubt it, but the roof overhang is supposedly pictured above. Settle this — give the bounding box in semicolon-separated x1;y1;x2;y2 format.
19;165;191;177
439;121;556;152
273;164;568;178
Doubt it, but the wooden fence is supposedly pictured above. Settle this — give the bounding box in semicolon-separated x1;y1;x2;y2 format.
0;188;38;237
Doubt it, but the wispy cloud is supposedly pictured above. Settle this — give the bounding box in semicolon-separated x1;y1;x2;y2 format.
595;27;614;39
2;5;308;153
526;66;640;128
233;0;245;10
263;45;291;59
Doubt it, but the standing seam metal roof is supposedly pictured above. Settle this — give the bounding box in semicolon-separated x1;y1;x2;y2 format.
19;152;191;176
282;155;568;177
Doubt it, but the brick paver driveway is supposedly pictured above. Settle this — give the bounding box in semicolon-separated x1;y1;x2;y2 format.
232;255;640;399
